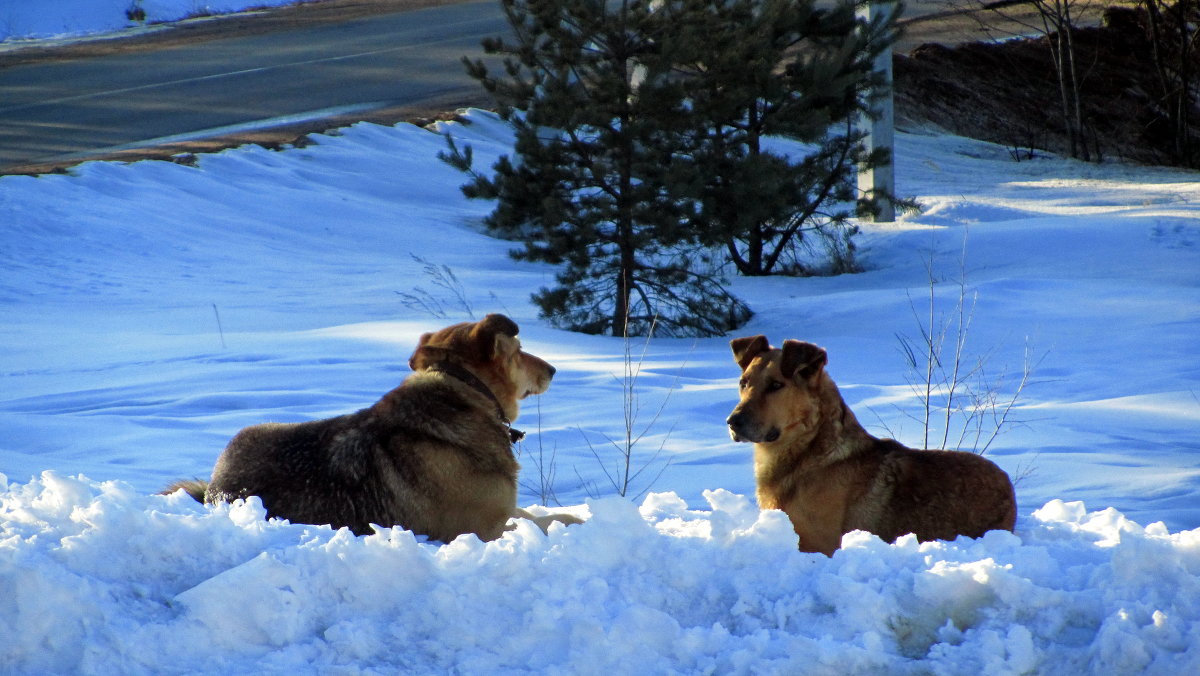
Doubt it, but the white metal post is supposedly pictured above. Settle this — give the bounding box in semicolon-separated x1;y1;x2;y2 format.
856;1;896;223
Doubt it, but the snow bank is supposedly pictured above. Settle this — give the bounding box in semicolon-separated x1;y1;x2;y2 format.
0;0;303;43
2;471;1197;674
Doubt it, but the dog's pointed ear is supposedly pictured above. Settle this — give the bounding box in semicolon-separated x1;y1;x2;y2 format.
408;332;446;371
730;335;771;371
780;340;827;383
470;313;520;360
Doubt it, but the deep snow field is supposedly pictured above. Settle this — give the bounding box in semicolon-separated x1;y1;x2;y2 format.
2;108;1198;674
3;2;1200;673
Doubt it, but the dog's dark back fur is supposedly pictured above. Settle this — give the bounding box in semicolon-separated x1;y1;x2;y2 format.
846;439;1017;544
206;372;518;537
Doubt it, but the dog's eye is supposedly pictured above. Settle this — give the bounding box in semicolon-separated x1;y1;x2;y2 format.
767;380;785;392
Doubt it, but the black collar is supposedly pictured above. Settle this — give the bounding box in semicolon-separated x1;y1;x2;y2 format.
426;362;525;444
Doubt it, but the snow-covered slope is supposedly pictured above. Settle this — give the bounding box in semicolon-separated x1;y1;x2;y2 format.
2;108;1198;673
0;0;305;43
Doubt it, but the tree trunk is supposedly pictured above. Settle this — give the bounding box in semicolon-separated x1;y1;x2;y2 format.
613;234;634;337
613;91;635;337
727;105;766;275
1174;0;1195;165
1038;1;1082;159
1061;2;1089;160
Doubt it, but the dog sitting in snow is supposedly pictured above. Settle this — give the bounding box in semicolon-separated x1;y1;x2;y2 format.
726;335;1016;555
168;314;581;541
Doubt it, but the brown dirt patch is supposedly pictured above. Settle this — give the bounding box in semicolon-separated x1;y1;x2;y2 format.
3;97;484;176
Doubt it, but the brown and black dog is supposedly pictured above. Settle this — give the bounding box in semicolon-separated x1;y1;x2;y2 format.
726;335;1016;555
169;314;581;541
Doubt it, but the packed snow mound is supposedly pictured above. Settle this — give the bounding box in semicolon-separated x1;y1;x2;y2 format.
1;471;1197;674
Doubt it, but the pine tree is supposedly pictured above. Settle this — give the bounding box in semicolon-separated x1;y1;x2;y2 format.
672;0;899;276
444;0;897;333
445;0;751;338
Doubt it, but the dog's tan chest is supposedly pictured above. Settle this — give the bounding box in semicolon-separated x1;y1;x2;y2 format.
779;480;850;556
394;438;518;541
755;456;863;556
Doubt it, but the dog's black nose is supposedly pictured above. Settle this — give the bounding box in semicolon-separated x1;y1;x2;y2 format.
547;364;557;378
726;411;746;442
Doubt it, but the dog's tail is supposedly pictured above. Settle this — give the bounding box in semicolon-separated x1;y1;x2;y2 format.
160;478;208;503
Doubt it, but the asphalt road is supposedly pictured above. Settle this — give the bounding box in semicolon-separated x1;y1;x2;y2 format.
0;0;1054;175
0;0;505;173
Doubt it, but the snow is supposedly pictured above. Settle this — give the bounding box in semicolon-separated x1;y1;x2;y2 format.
4;476;1200;674
0;1;305;44
3;3;1200;673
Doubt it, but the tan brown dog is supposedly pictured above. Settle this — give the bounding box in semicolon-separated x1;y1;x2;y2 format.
726;336;1016;555
174;314;581;541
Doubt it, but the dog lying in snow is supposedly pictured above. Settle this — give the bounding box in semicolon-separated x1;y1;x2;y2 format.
167;314;581;541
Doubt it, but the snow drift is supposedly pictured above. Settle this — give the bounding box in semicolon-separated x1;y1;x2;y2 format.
3;471;1199;674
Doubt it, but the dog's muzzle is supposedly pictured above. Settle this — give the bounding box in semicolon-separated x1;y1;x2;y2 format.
726;411;779;444
726;411;750;442
521;360;556;399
